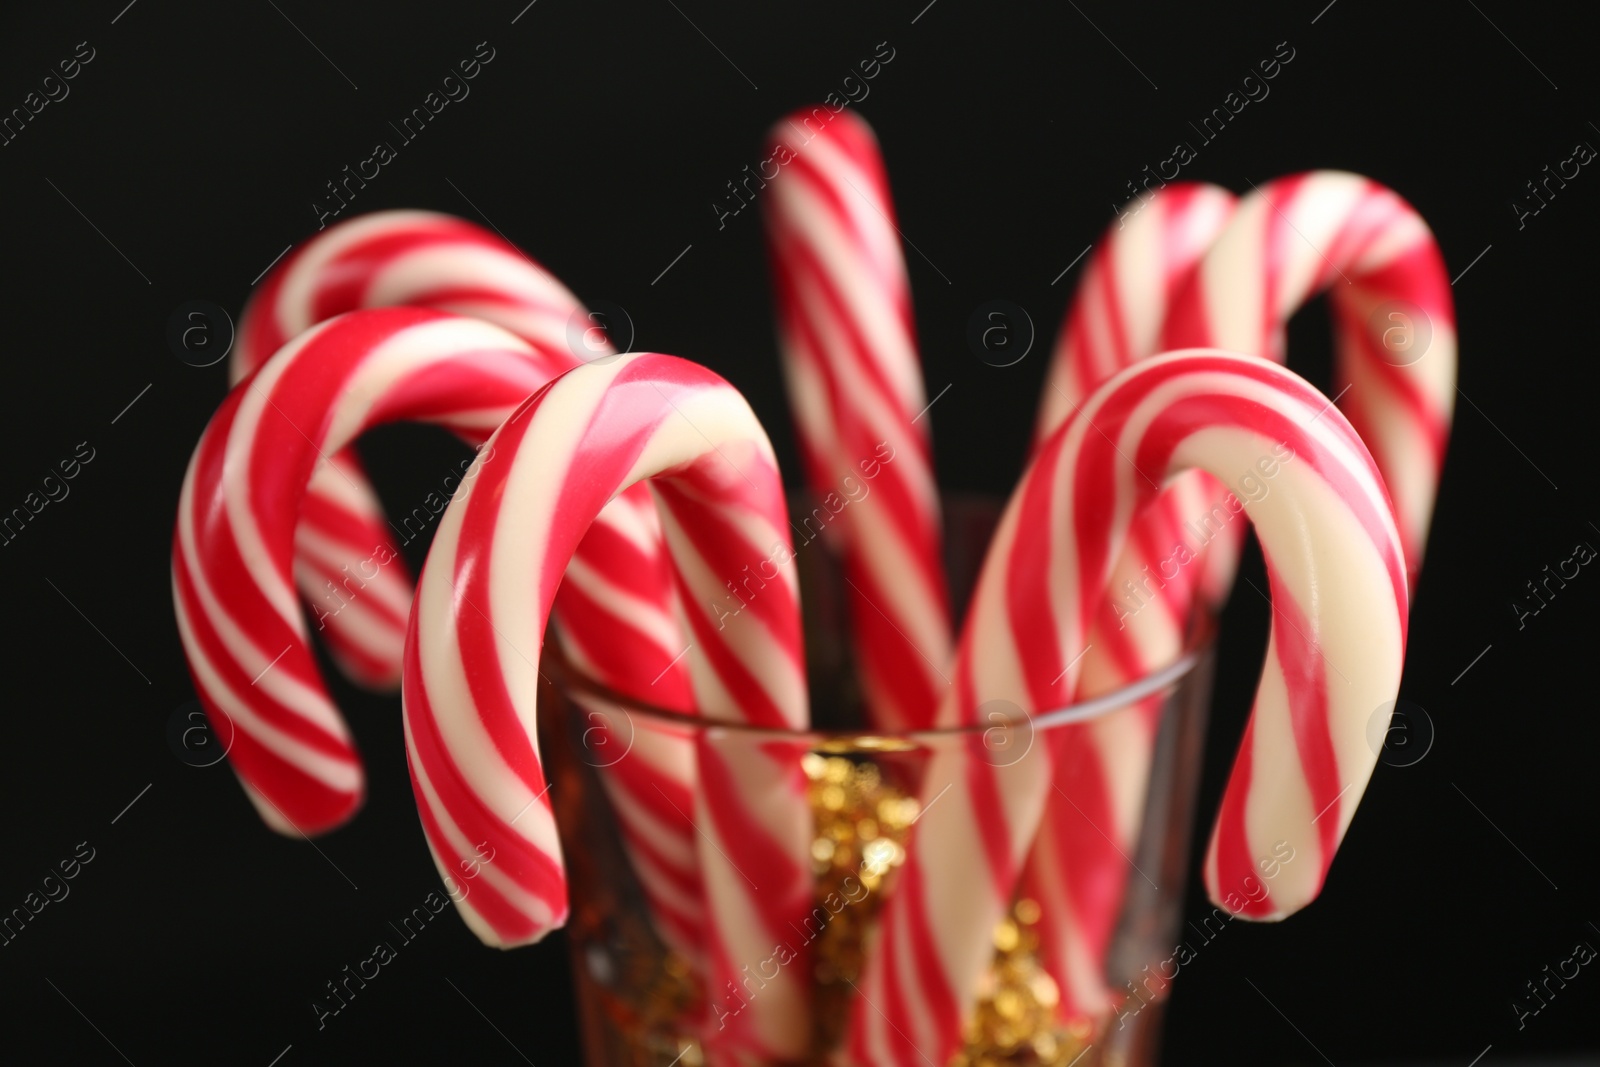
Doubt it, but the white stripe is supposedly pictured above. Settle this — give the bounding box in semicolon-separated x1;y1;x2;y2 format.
172;577;360;794
771;171;923;419
322;317;536;449
403;713;558;944
368;244;581;320
291;560;405;672
294;525;413;619
223;319;340;629
264;211;450;374
560;554;683;657
414;435;564;869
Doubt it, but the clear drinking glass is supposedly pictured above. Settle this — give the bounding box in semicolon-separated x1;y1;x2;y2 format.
539;499;1215;1066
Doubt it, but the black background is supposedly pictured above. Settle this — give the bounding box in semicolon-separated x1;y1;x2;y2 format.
1;1;1596;1064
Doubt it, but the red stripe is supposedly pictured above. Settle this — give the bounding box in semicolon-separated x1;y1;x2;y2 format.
1007;439;1072;712
965;752;1016;900
900;857;962;1060
1211;712;1258;913
310;222;508;322
551;580;694;711
1266;558;1341;867
402;610;567;925
838;560;942;728
1050;724;1125;964
1098;229;1134;371
1129;391;1408;621
449;393;550;793
1259;174;1311;357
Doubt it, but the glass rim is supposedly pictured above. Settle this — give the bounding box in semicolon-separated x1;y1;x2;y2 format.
547;613;1215;743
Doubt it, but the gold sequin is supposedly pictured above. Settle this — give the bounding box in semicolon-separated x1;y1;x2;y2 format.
592;751;1127;1065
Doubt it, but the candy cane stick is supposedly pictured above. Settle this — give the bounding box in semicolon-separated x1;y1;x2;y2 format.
228;217;716;979
849;351;1409;1066
1023;183;1238;1014
234;211;585;369
202;301;713;973
401;351;814;1058
1035;183;1237;449
178;306;690;801
176;309;539;833
234;211;689;703
762;108;950;730
1027;173;1456;1013
1036;181;1243;609
233;215;707;961
1160;170;1456;579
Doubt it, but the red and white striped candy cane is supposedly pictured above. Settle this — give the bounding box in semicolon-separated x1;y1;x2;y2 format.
848;351;1409;1066
233;211;689;703
1026;173;1456;1013
1024;184;1237;1014
232;294;707;979
1160;170;1456;579
762;108;951;730
1035;183;1237;447
235;211;584;369
233;215;707;961
1035;181;1242;608
401;352;814;1059
176;309;550;834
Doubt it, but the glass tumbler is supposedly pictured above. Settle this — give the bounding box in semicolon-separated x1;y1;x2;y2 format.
538;499;1215;1066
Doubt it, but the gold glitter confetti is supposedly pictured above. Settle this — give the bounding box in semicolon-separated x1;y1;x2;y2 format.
803;753;917;1056
577;746;1141;1065
950;901;1102;1067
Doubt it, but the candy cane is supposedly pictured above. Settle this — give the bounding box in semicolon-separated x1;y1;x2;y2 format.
849;351;1408;1066
233;211;689;702
1026;173;1456;1013
1035;183;1237;448
1160;170;1456;579
231;216;706;962
762;108;950;730
178;304;692;794
1036;180;1242;609
234;211;589;371
182;304;715;971
176;309;536;834
401;351;814;1059
1023;183;1238;1014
